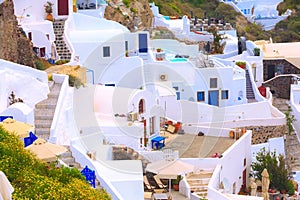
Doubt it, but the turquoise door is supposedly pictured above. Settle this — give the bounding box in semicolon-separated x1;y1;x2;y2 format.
208;90;219;106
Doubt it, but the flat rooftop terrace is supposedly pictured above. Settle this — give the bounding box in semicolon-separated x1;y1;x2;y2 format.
162;131;236;158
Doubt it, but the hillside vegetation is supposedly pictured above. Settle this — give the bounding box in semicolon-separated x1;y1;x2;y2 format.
149;0;300;42
0;127;111;199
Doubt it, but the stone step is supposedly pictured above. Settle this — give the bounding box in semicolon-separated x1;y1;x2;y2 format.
68;162;81;168
48;93;60;98
61;151;72;157
35;114;53;121
35;103;56;109
35;127;50;136
35;120;52;128
194;191;207;197
61;156;75;164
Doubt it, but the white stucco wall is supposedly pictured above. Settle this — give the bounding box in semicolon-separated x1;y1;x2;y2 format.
0;60;49;112
291;84;300;135
14;0;73;22
166;100;284;134
217;131;252;195
1;103;34;125
150;39;199;58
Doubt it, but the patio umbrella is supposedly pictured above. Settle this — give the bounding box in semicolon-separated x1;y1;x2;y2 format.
0;118;33;138
261;168;270;200
146;159;194;196
0;171;14;200
25;138;67;162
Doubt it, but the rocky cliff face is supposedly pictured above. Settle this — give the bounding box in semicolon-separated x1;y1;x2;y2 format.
0;0;35;67
104;0;153;32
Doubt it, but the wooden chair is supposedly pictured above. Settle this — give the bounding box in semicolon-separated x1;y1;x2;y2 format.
153;175;168;191
144;175;155;191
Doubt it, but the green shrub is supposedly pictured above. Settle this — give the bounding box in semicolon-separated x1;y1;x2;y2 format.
34;57;52;70
251;148;292;192
122;0;131;7
69;74;84;88
130;7;137;13
253;47;260;56
0;127;111;200
55;59;69;65
168;3;181;14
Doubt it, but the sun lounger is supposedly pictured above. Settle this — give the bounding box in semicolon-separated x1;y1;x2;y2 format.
144;191;153;200
153;175;168;191
144;176;155;191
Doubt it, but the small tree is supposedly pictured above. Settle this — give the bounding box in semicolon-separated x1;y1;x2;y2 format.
251;148;294;193
253;47;260;56
207;26;225;54
8;91;24;105
285;106;296;134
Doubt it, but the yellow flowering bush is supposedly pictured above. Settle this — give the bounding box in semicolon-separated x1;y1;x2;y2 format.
0;127;111;199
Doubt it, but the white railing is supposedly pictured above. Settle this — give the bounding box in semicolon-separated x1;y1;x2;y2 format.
49;74;69;143
139;151;164;163
290;84;300;135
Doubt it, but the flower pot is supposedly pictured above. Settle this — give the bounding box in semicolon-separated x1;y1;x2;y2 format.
173;184;179;191
46;13;53;21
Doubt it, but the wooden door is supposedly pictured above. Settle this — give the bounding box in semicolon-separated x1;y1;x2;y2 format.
58;0;69;15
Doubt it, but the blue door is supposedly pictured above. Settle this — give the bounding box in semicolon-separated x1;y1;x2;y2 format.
208;90;219;106
138;33;148;53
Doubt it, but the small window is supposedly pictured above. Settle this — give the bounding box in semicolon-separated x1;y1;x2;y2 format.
104;83;115;87
40;47;46;57
221;90;229;99
103;46;110;57
197;91;205;102
46;34;50;40
210;78;217;88
125;41;128;51
176;92;180;100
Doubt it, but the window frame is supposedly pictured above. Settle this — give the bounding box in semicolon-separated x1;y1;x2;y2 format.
221;90;229;100
103;46;110;57
210;78;218;88
197;91;205;102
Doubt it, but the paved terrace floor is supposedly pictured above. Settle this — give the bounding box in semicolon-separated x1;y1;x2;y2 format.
162;131;236;158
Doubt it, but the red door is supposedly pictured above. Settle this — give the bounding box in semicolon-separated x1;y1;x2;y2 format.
58;0;69;15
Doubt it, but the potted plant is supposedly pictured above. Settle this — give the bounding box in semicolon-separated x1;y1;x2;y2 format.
172;175;183;191
44;1;54;21
236;61;246;69
253;47;260;56
156;48;162;53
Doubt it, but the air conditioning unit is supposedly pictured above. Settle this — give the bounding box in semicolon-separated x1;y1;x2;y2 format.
160;74;168;81
127;112;138;121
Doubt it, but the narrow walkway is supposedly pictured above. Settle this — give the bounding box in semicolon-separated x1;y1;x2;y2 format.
34;82;61;140
272;98;300;173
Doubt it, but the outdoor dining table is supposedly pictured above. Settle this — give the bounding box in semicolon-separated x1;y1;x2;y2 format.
153;193;168;200
151;136;166;150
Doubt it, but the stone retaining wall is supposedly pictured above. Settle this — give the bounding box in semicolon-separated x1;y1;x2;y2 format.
239;125;288;144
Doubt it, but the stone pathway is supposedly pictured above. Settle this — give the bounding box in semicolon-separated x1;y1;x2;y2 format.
272;98;300;173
